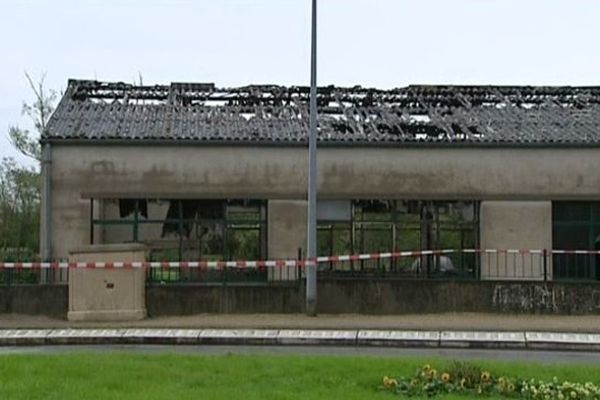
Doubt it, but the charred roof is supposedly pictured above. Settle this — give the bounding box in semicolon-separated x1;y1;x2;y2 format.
43;79;600;146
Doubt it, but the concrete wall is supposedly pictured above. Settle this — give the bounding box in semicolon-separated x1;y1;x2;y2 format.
45;145;600;259
0;285;67;317
147;284;303;315
146;280;600;316
3;280;600;318
480;201;553;280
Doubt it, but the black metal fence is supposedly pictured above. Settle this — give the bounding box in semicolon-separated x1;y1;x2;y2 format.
317;249;599;281
0;268;68;285
1;249;599;285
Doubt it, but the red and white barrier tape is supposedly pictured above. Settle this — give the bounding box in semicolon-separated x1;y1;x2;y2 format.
0;249;455;269
1;249;599;269
463;249;544;255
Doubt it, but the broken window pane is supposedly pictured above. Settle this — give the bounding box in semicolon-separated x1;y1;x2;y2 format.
92;198;266;262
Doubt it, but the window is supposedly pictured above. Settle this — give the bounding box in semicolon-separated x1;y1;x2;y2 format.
552;202;600;280
317;200;479;277
90;198;267;262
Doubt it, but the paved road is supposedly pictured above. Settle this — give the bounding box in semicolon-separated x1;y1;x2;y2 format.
2;345;600;364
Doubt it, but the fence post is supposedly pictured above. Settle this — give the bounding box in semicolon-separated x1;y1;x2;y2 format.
297;247;303;281
543;248;548;282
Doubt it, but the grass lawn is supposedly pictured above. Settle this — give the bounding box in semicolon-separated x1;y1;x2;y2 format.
1;352;600;400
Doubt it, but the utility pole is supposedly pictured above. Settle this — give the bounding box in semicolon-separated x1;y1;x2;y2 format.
306;0;318;316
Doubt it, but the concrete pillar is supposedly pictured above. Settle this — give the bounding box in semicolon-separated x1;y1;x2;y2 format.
267;200;308;281
480;201;552;280
40;144;52;261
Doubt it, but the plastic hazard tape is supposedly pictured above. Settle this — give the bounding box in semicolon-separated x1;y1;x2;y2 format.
465;249;600;255
1;249;598;269
0;249;456;270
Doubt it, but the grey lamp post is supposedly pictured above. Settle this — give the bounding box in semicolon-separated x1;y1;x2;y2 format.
306;0;318;316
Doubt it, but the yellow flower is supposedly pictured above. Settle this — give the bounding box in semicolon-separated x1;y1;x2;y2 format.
382;376;398;388
498;377;506;385
481;371;491;382
410;379;419;387
422;364;431;372
429;369;438;379
441;372;451;383
382;376;390;387
460;378;468;389
508;383;515;392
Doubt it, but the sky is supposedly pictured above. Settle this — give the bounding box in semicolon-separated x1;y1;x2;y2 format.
2;0;600;166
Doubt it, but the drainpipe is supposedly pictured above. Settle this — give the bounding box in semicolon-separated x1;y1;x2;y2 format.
41;143;52;261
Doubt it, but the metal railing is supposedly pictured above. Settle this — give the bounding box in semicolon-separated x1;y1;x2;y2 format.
318;249;600;281
1;249;599;284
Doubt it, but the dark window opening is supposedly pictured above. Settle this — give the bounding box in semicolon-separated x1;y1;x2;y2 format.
90;198;266;263
317;200;479;278
552;201;600;280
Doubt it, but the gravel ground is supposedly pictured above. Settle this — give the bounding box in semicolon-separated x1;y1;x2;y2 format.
2;312;600;332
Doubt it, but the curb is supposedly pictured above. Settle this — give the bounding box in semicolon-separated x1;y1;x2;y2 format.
1;329;600;351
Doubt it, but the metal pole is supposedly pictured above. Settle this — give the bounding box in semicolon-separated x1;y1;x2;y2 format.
306;0;318;316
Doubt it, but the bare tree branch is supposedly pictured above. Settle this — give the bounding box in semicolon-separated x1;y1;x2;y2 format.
9;71;57;162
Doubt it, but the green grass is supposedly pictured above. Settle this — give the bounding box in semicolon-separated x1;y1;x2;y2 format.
1;353;600;400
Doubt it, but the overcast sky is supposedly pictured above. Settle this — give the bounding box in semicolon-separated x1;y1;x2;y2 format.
2;0;600;165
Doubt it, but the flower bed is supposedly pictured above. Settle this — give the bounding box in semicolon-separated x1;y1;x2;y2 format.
382;362;600;399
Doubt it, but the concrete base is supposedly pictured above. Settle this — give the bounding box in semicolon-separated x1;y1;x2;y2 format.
68;244;147;322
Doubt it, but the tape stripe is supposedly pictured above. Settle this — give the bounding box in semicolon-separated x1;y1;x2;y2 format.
2;248;598;269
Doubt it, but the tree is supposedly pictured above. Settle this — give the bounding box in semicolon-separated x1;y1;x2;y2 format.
0;158;40;261
8;72;57;162
0;72;56;261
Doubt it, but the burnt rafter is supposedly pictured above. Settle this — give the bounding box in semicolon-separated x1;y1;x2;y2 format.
44;79;600;145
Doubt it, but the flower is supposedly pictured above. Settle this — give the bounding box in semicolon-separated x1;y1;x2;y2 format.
380;364;600;399
382;377;390;388
382;376;397;388
481;371;491;382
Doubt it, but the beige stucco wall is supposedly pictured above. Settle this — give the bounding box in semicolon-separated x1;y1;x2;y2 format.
480;201;552;280
44;145;600;260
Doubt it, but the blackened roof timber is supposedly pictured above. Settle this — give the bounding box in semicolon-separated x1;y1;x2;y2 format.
43;79;600;146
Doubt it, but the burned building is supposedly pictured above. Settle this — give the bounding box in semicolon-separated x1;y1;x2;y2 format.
41;80;600;280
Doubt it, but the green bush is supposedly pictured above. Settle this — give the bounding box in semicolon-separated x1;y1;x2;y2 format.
382;363;600;399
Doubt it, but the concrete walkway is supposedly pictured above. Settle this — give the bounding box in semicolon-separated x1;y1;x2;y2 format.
2;312;600;332
1;313;600;351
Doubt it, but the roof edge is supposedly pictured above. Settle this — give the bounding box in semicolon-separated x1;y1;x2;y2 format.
40;137;600;149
